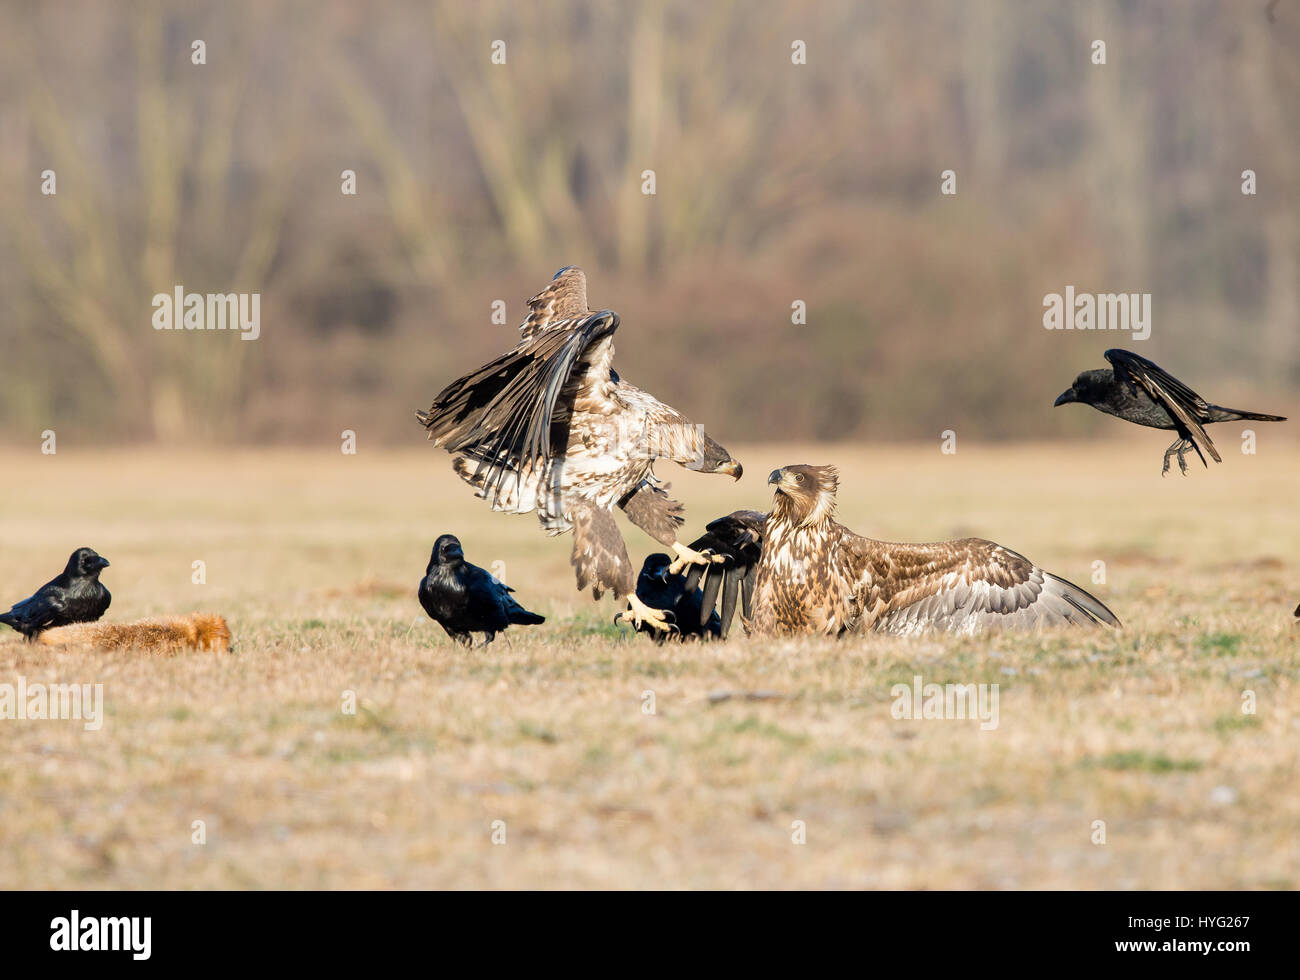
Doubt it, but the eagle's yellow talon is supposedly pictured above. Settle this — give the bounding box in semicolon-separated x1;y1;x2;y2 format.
617;593;676;633
667;542;723;575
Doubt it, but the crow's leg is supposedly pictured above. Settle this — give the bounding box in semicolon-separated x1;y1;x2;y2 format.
1170;438;1200;475
1161;439;1191;477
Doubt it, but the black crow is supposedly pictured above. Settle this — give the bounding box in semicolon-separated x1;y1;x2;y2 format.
631;553;722;643
1055;348;1287;474
0;547;112;640
417;534;544;646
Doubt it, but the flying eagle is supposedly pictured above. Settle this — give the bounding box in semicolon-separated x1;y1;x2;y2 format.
686;464;1120;636
416;267;740;631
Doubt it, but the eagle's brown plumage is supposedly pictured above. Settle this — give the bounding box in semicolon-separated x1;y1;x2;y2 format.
416;267;742;630
691;464;1120;637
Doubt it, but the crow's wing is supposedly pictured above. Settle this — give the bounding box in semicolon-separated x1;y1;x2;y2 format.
1105;348;1221;464
417;310;620;505
684;510;766;637
6;587;68;633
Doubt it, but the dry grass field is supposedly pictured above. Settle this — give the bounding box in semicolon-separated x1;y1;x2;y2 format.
1;439;1297;889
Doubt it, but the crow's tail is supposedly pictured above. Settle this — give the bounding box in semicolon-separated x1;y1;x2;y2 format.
1205;405;1287;423
510;610;545;625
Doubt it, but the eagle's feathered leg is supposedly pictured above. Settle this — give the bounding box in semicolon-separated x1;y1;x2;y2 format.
619;481;684;546
572;502;675;633
667;541;724;575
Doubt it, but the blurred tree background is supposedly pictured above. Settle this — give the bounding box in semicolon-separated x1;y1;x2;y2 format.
0;0;1295;446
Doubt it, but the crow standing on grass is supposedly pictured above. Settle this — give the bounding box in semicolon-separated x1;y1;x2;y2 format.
1054;349;1287;475
418;534;544;646
0;547;112;640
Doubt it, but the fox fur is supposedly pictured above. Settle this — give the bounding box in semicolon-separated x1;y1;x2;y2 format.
36;613;231;653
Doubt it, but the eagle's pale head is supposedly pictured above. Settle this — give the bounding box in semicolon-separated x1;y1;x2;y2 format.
768;464;838;528
683;431;743;480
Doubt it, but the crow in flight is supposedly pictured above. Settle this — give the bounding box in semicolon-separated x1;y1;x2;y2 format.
418;534;544;646
1054;349;1286;475
0;547;112;640
631;553;722;643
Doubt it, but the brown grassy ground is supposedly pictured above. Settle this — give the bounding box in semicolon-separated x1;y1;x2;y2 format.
0;440;1296;889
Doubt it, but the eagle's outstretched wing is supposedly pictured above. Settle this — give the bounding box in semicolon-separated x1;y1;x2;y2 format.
417;309;619;508
1105;348;1221;465
840;536;1120;635
682;510;1118;637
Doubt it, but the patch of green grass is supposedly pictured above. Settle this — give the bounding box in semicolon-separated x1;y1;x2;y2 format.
1198;632;1244;656
582;745;611;768
815;746;865;767
714;715;810;748
1082;751;1202;773
322;744;375;764
1213;713;1261;735
518;721;558;744
634;660;676;678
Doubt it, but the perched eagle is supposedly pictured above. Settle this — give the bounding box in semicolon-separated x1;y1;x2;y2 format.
416;267;741;631
686;464;1120;636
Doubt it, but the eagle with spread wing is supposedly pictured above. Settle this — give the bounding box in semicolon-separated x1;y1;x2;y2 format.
685;464;1120;636
416;267;741;632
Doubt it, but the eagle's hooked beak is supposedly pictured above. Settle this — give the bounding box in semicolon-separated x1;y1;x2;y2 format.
719;460;743;481
1053;388;1077;407
768;468;783;485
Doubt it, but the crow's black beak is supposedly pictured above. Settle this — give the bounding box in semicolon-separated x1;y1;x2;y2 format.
1053;389;1077;407
767;468;783;485
98;558;111;569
